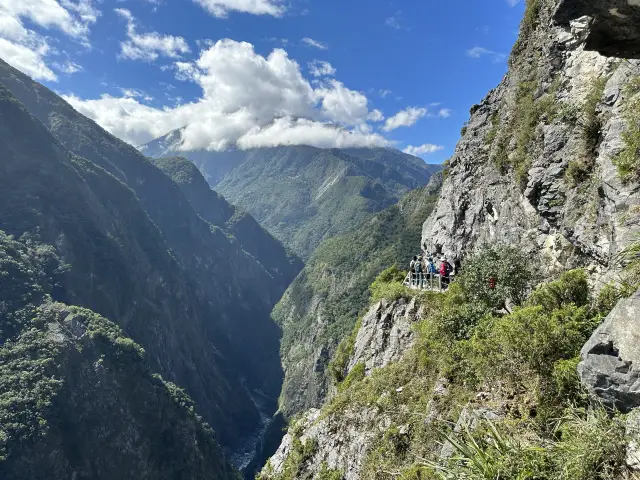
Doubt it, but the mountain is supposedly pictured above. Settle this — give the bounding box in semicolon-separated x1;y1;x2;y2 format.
273;173;442;418
0;231;238;480
145;143;440;260
151;156;302;293
0;59;297;464
260;0;640;478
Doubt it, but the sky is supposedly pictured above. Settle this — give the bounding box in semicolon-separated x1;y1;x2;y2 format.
0;0;526;164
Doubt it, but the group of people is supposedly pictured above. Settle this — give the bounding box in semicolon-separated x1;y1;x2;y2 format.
409;254;454;290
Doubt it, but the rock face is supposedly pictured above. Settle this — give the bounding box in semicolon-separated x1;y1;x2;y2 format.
261;297;427;480
274;180;440;418
578;289;640;411
422;0;640;277
554;0;640;59
347;298;420;375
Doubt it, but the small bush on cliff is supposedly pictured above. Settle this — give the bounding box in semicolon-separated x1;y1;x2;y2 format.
614;77;640;183
370;266;411;303
458;244;533;310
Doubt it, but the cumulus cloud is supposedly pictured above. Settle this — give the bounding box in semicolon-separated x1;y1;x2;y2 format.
368;109;384;122
308;60;335;77
0;0;98;81
437;108;452;118
53;59;83;74
302;37;327;50
466;46;506;63
64;39;392;150
193;0;285;18
382;106;427;132
115;8;190;62
403;143;444;156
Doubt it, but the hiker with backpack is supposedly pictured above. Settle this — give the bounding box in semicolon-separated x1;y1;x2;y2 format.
410;256;418;286
439;257;453;289
415;256;424;288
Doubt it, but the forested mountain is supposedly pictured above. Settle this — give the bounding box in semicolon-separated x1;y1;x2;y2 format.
151;156;302;292
261;0;640;478
0;58;299;469
273;174;442;417
0;231;238;480
142;136;440;259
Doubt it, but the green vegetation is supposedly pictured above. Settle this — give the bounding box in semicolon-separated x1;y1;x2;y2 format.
566;76;608;186
485;112;500;146
0;231;239;479
614;77;640;183
274;181;441;416
272;244;635;479
493;77;559;188
216;146;440;259
458;244;533;310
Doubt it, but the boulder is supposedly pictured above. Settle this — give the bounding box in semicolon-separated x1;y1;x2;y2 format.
578;289;640;411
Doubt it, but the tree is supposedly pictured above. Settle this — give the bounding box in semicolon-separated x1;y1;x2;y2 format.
458;244;533;310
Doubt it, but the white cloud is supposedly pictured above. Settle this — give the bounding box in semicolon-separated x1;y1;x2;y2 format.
0;0;99;40
121;87;153;101
308;59;335;77
379;89;392;98
506;0;520;6
317;79;369;125
53;59;83;74
193;0;285;18
64;39;392;150
0;0;98;81
382;106;427;132
438;108;452;118
0;37;56;80
385;11;408;31
115;8;190;62
302;37;327;50
466;46;506;63
368;109;384;122
403;143;444;156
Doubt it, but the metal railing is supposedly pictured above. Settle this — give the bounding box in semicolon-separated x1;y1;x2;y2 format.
403;272;454;291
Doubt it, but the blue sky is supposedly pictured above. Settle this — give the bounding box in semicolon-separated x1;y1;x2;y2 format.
0;0;525;164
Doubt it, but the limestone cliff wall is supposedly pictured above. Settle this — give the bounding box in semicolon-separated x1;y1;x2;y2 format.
422;0;639;280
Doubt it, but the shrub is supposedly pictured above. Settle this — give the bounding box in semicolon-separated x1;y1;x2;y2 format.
370;266;412;303
329;319;361;383
338;362;365;392
614;77;640;183
458;244;533;310
470;304;598;387
527;269;590;311
433;408;627;480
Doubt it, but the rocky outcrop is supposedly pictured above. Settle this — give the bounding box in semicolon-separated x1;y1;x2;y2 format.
554;0;640;58
275;183;440;419
347;298;420;376
578;289;640;411
422;0;640;278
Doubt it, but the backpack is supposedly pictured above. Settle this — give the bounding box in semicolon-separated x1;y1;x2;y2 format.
445;262;453;275
439;262;446;276
414;261;423;273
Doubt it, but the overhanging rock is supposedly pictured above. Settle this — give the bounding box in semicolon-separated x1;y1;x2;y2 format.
554;0;640;58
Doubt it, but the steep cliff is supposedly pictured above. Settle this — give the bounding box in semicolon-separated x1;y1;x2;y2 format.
0;231;239;480
274;175;441;418
423;0;639;278
0;61;286;461
261;0;640;478
151;156;303;300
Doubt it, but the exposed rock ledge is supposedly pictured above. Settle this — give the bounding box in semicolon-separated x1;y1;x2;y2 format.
555;0;640;58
